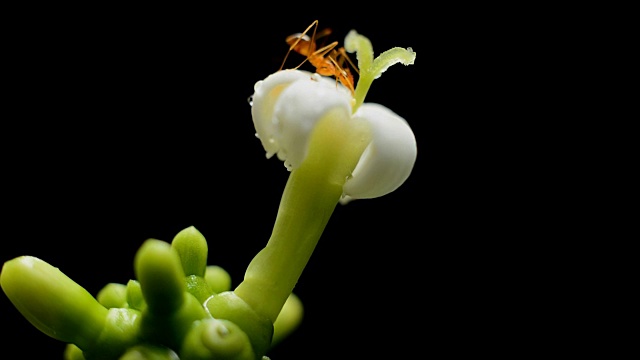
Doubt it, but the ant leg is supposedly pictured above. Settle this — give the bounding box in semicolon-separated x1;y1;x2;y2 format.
326;55;355;94
280;20;320;71
336;47;360;75
312;41;339;59
313;27;333;48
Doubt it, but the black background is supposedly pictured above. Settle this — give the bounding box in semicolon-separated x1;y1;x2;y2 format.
0;4;565;359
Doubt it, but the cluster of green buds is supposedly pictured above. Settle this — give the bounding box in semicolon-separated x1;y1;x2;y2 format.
1;27;415;360
2;227;302;360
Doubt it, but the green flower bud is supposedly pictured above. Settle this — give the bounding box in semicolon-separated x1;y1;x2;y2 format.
0;256;107;350
205;291;273;359
64;344;85;360
271;293;303;347
180;319;255;360
119;345;179;360
134;239;186;315
171;226;208;277
205;265;232;294
185;274;214;304
126;280;145;311
135;239;209;350
139;291;208;352
84;308;141;359
97;283;128;309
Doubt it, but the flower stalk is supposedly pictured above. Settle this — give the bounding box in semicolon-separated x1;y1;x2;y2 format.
235;109;372;323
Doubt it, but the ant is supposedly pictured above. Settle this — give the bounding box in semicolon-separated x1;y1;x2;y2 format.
279;20;359;95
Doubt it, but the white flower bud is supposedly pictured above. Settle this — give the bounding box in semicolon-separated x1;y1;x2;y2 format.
250;69;416;202
341;103;417;203
251;69;311;160
251;69;351;170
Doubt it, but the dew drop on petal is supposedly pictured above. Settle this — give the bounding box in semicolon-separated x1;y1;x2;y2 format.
247;95;253;106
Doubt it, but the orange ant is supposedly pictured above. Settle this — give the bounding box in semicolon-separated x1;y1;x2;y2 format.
279;20;359;95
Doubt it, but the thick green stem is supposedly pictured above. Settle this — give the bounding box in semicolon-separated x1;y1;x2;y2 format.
235;108;371;323
235;162;341;323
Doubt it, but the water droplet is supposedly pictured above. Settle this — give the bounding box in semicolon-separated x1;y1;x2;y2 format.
247;95;253;106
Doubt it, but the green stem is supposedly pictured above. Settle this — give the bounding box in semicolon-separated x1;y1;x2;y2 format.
234;158;341;324
235;108;371;323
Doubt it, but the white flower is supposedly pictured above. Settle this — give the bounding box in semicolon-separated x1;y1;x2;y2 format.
251;69;417;203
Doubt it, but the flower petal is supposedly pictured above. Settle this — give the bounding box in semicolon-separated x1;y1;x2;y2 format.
341;103;417;203
251;70;312;159
252;69;352;170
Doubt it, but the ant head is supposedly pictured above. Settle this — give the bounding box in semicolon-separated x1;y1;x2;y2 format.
285;33;311;47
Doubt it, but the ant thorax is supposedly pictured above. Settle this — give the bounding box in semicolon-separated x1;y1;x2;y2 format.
279;20;358;96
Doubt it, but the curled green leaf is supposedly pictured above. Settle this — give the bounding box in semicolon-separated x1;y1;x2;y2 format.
344;29;373;73
344;29;416;110
370;46;416;79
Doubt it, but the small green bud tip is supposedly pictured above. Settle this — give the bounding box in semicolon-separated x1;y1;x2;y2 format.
97;283;128;308
205;291;273;358
87;308;141;358
126;280;145;310
184;274;214;303
0;256;107;349
205;265;232;294
171;226;208;277
134;239;186;315
181;319;255;360
119;345;179;360
271;293;303;346
63;344;84;360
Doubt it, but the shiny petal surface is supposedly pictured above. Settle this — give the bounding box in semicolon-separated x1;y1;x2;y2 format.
252;70;352;170
341;103;417;203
